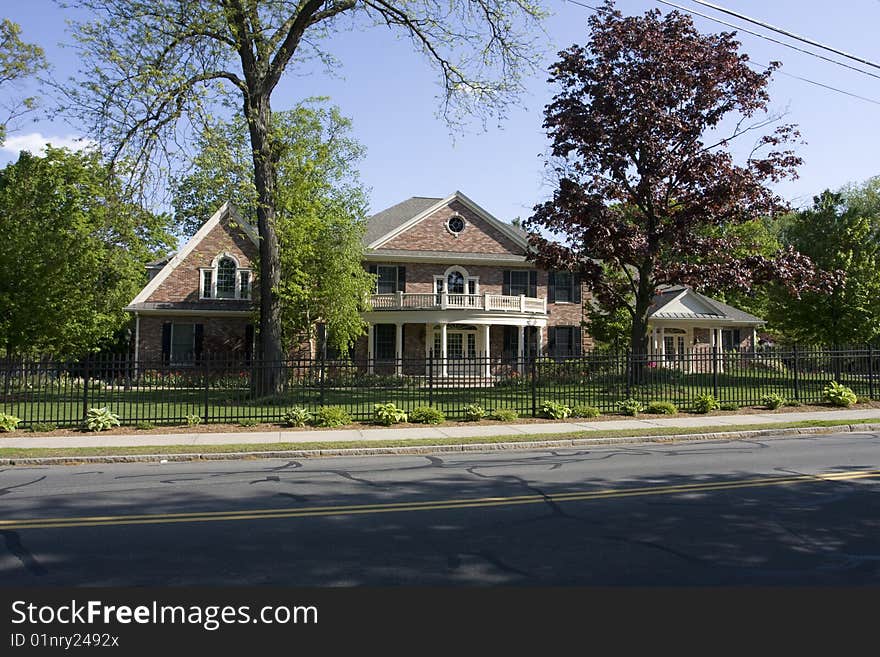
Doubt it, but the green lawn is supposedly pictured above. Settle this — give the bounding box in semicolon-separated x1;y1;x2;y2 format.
2;367;873;427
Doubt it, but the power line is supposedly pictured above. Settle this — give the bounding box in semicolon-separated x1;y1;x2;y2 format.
654;0;880;83
561;0;880;106
690;0;880;72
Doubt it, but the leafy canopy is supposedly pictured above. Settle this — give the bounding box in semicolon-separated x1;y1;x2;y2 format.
526;1;834;353
768;181;880;346
0;19;47;144
0;147;173;356
172;102;373;353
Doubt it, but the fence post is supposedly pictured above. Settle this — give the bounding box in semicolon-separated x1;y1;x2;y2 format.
712;345;719;400
81;356;91;424
833;344;841;383
428;349;434;407
531;354;537;418
868;343;875;401
625;349;631;398
319;351;327;406
203;358;210;423
793;344;800;401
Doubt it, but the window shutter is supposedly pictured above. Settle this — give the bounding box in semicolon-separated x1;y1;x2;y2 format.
547;327;557;357
317;323;327;359
194;323;204;360
397;266;406;293
368;264;378;292
573;327;583;356
161;322;172;364
548;271;556;303
502;270;511;296
528;270;537;298
572;274;582;304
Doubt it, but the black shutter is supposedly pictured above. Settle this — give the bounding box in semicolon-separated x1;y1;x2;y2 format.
244;324;254;363
161;322;171;364
573;327;583;356
194;323;204;360
317;323;327;358
547;327;557;358
397;266;406;293
572;274;582;304
528;270;537;298
502;270;511;296
368;264;377;293
548;271;556;303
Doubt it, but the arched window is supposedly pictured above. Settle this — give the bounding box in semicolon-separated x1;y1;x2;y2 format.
200;254;251;300
216;257;237;298
447;270;465;294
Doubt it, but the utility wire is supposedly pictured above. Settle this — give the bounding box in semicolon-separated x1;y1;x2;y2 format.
562;0;880;106
690;0;880;71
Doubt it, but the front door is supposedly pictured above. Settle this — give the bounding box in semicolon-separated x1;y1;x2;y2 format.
434;327;478;374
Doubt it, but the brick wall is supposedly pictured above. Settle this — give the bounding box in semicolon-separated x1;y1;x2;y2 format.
147;218;257;303
380;200;522;254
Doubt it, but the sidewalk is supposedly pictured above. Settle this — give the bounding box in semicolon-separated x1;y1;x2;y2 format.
4;408;880;449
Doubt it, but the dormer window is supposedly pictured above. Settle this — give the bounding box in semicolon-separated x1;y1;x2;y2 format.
200;254;251;300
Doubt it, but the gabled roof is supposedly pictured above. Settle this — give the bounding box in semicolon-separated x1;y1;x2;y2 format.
126;202;258;309
365;191;529;251
649;286;764;324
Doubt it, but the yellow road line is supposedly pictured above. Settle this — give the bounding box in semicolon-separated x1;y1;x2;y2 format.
1;469;877;531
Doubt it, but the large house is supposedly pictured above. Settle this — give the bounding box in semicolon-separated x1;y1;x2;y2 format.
125;191;763;370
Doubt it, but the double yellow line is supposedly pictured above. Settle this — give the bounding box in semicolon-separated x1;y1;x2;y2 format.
1;469;878;531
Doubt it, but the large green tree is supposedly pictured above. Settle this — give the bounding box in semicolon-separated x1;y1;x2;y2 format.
172;101;374;354
0;147;173;356
61;0;546;391
0;19;47;144
768;183;880;346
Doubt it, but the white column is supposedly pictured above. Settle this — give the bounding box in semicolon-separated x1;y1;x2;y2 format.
483;324;491;378
716;327;724;373
517;325;525;364
395;323;403;377
751;327;758;355
659;327;666;360
440;323;448;377
367;323;374;374
133;312;140;377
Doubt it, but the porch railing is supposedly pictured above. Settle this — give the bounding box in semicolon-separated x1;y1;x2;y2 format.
370;292;547;313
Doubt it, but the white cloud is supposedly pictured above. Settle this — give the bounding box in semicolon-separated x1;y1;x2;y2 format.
1;132;96;155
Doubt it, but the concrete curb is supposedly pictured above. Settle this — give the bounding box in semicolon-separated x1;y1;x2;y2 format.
2;422;879;466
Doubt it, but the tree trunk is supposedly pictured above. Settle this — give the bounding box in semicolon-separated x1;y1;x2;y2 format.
245;92;284;396
629;275;653;385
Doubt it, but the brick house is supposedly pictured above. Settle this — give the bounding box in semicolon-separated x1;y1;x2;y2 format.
125;191;763;370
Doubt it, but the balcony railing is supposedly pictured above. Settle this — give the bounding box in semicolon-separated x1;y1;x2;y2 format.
369;292;547;314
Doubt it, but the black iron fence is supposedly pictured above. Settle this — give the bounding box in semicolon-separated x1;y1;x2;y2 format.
1;346;878;427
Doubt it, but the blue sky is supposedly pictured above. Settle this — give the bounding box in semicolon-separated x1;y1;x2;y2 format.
3;0;879;223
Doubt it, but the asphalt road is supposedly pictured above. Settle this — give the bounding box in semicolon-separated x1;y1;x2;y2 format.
1;431;879;586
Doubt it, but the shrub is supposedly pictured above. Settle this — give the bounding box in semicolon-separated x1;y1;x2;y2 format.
184;413;202;426
489;408;519;422
571;405;601;418
823;381;857;407
645;401;678;415
374;403;408;426
238;418;260;427
311;406;353;428
282;407;312;427
83;407;121;432
135;421;156;430
30;422;56;433
540;400;572;420
719;402;740;411
784;399;802;407
463;404;486;421
760;393;786;410
409;406;446;424
0;413;22;432
692;394;720;414
617;398;645;417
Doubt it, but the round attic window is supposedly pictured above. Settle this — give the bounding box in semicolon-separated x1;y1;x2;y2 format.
446;215;466;235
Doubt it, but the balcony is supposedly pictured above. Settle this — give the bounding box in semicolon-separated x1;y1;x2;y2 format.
369;292;547;314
